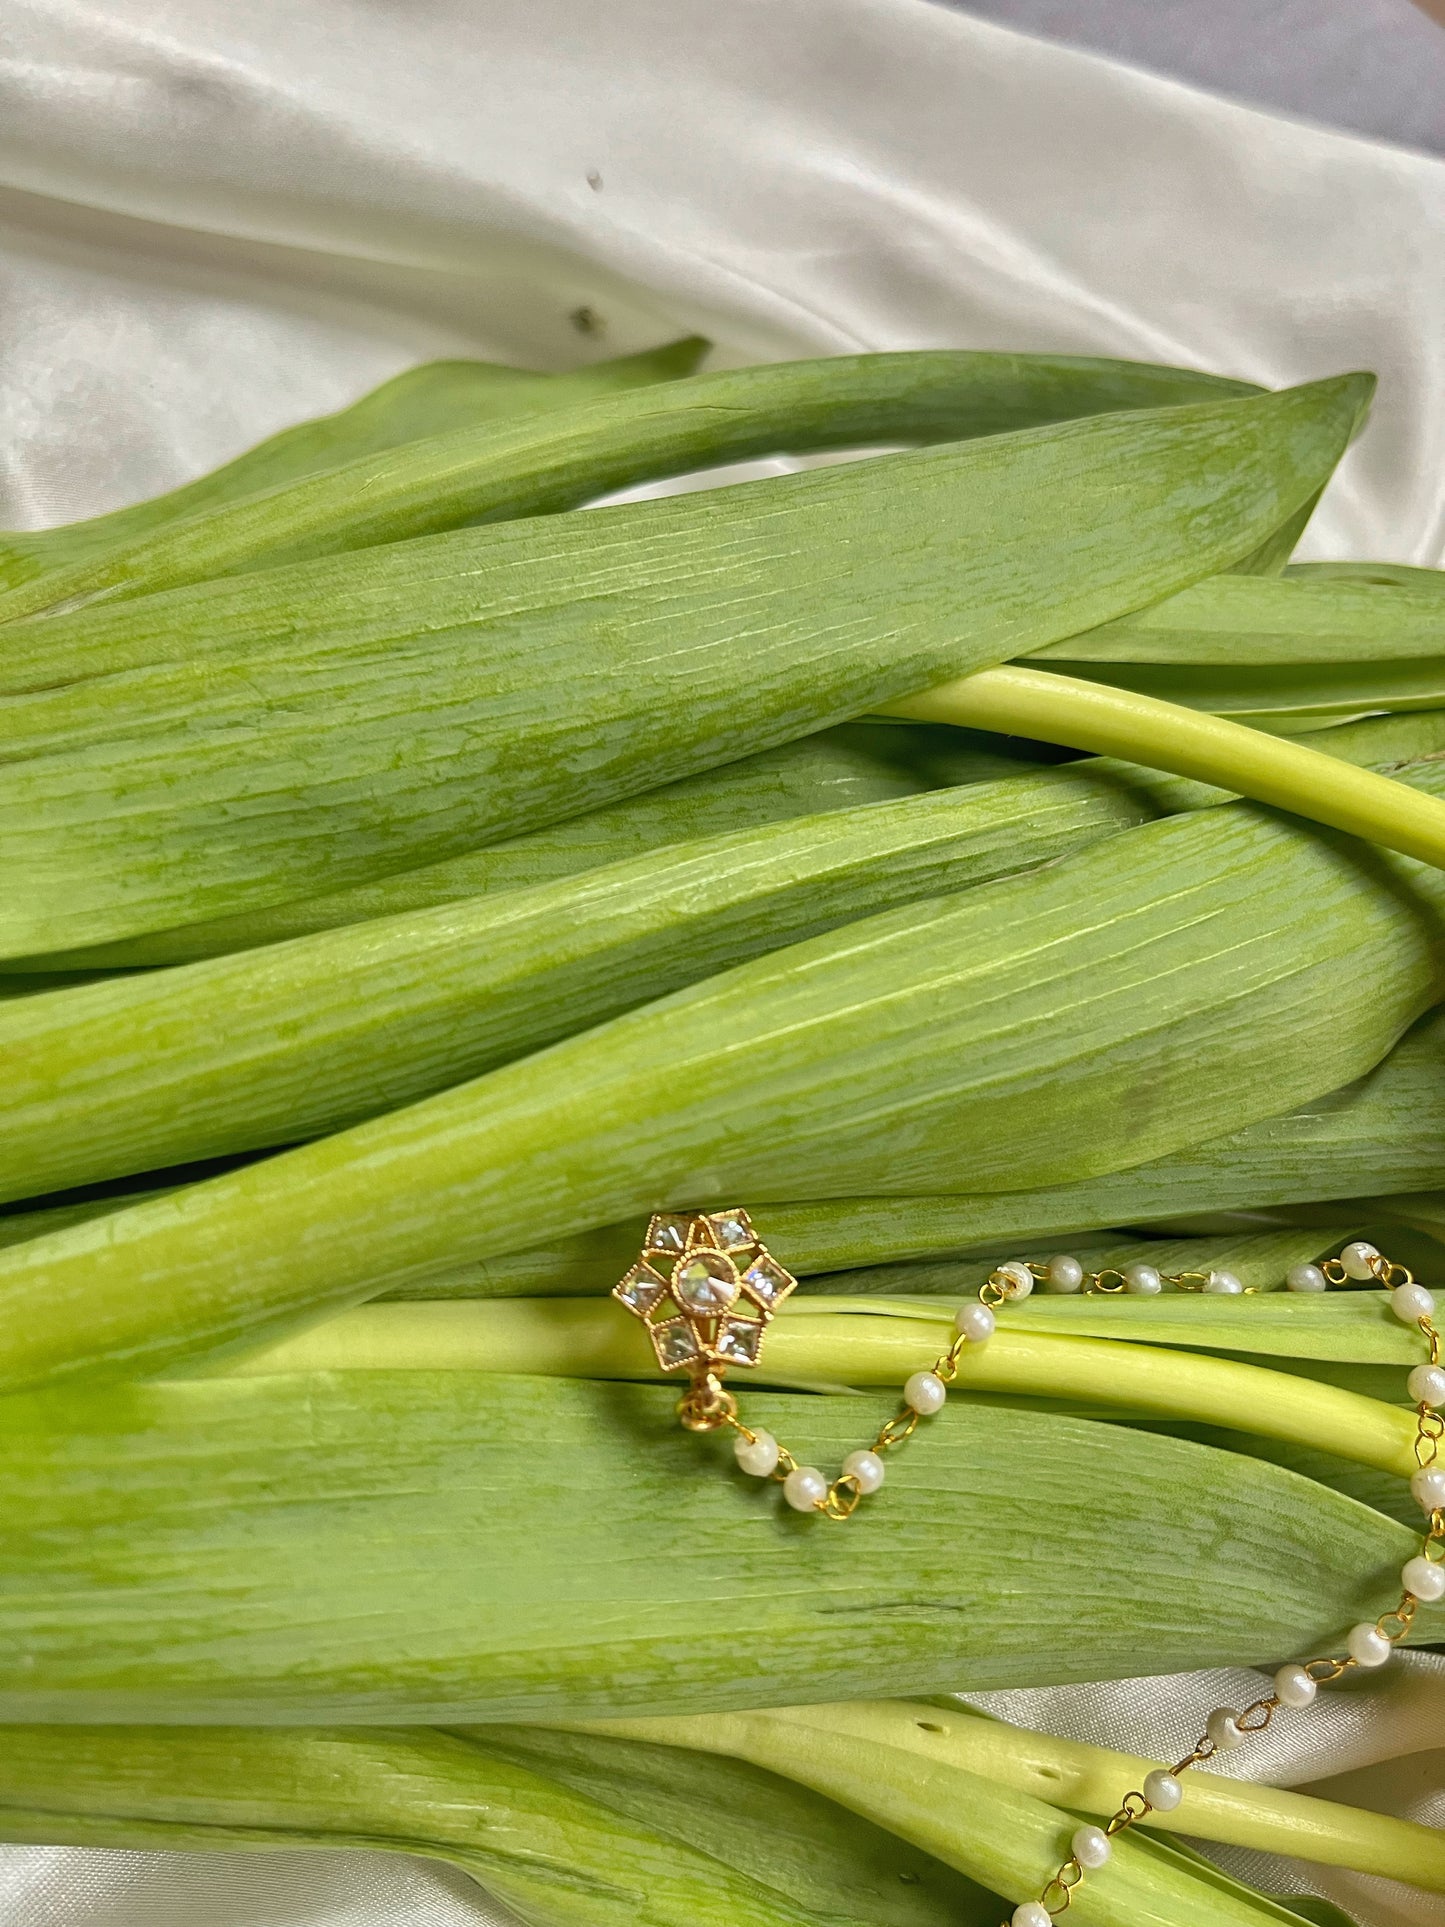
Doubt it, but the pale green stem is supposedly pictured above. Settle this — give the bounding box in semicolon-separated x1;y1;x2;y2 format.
212;1297;1419;1478
566;1701;1445;1894
882;664;1445;870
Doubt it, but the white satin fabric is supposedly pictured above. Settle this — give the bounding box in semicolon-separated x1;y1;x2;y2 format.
0;1;1443;1922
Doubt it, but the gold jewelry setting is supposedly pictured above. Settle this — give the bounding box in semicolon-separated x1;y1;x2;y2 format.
612;1208;797;1431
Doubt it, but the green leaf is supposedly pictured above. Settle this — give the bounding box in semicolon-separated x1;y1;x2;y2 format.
0;351;1260;623
0;762;1173;1202
12;701;1435;979
1286;560;1445;593
1;719;1006;971
0;375;1367;957
1030;656;1445;729
0;1720;992;1927
0;1374;1433;1720
0;339;710;599
1027;572;1445;664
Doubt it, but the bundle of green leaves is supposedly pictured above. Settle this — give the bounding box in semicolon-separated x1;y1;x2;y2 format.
0;340;1442;1927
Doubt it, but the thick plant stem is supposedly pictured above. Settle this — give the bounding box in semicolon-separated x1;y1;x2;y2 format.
213;1297;1419;1478
570;1702;1445;1895
883;665;1445;871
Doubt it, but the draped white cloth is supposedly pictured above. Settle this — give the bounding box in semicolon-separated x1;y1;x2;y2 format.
0;0;1442;1921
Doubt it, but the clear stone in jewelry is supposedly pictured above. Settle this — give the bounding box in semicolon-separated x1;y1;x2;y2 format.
734;1429;780;1477
1011;1905;1052;1927
615;1261;670;1317
1044;1254;1085;1293
740;1253;795;1309
672;1250;740;1316
954;1302;996;1344
1408;1363;1445;1409
1206;1708;1245;1751
709;1211;753;1249
783;1465;827;1512
1205;1269;1244;1294
1123;1263;1163;1295
843;1449;886;1494
1391;1282;1436;1325
1143;1769;1183;1812
1071;1824;1111;1870
1413;1466;1445;1513
1347;1622;1392;1668
1285;1263;1328;1293
650;1318;702;1369
1403;1555;1445;1602
904;1370;947;1415
1273;1663;1317;1709
646;1213;692;1254
996;1260;1035;1300
1339;1240;1381;1281
715;1316;764;1365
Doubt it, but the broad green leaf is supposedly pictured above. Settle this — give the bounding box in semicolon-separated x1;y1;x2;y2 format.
0;339;710;599
0;764;1173;1202
429;1008;1445;1298
1032;655;1445;729
0;1374;1433;1720
13;701;1437;978
0;376;1367;957
3;768;1444;1388
0;352;1260;624
0;1719;993;1927
1027;572;1445;663
1286;560;1445;592
586;1701;1445;1895
0;720;1046;974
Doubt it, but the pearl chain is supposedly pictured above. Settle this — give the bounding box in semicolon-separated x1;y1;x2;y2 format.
976;1241;1442;1927
723;1237;1443;1918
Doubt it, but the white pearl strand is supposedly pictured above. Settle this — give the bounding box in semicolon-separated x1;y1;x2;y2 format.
984;1239;1445;1927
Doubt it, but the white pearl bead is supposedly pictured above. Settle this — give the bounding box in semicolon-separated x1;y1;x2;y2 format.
1346;1622;1392;1669
1339;1240;1381;1281
1143;1769;1183;1812
1403;1555;1445;1602
1273;1663;1317;1709
783;1465;827;1512
996;1261;1035;1301
1285;1263;1328;1293
954;1302;996;1344
1206;1708;1245;1751
1071;1824;1112;1870
1408;1364;1445;1409
1413;1466;1445;1513
842;1449;886;1495
1391;1282;1436;1325
1123;1263;1163;1296
904;1371;947;1416
1205;1269;1245;1294
1044;1254;1085;1293
1011;1905;1052;1927
734;1429;780;1478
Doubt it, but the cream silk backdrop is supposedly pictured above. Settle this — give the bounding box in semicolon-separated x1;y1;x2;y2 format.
0;1;1443;1922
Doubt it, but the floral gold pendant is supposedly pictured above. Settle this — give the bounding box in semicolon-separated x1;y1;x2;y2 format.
612;1208;797;1429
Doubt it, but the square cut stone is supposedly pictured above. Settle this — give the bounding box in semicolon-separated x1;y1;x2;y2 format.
709;1210;754;1250
716;1317;764;1365
741;1253;796;1309
650;1318;702;1371
645;1213;693;1254
614;1262;668;1318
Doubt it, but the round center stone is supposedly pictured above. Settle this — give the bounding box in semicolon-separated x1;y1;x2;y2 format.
673;1251;740;1316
